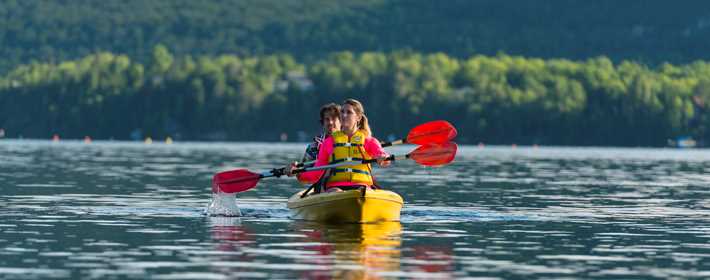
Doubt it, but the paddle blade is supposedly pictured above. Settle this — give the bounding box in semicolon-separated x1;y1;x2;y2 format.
406;120;457;145
212;169;261;193
409;142;458;166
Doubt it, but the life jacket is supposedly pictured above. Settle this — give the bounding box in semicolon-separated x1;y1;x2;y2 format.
326;130;374;187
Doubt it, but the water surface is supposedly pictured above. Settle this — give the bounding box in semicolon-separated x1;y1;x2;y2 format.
2;140;710;279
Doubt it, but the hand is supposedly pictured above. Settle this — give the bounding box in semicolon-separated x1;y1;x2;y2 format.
285;162;298;177
376;156;391;167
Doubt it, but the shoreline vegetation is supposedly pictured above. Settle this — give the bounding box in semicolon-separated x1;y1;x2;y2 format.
1;46;708;147
2;1;710;146
3;1;710;73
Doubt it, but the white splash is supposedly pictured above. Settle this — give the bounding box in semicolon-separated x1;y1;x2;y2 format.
205;192;242;216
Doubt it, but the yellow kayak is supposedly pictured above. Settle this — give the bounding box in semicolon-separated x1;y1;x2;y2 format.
287;188;404;223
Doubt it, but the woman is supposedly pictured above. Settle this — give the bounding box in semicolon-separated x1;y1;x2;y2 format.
300;98;390;191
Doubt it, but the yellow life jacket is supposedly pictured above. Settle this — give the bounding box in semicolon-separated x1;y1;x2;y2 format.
326;130;374;186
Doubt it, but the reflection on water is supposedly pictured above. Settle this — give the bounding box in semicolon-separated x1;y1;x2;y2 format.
291;222;403;279
206;218;406;279
3;140;710;279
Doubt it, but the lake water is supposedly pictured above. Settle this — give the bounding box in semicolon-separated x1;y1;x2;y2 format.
2;140;710;279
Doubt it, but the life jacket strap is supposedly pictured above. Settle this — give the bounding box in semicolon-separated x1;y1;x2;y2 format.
332;168;370;175
334;143;363;147
330;157;364;164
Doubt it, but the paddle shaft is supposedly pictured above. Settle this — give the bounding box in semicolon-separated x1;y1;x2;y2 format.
213;141;456;193
381;139;404;147
296;120;455;168
293;154;404;173
215;157;395;191
296;139;401;168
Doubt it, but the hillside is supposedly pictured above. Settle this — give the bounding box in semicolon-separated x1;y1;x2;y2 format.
2;1;710;73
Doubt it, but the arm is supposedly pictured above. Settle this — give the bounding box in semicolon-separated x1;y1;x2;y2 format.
301;133;324;163
285;142;315;178
286;142;314;182
364;136;391;167
297;136;333;183
301;142;317;163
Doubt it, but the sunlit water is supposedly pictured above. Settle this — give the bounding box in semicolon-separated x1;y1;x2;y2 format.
2;140;710;279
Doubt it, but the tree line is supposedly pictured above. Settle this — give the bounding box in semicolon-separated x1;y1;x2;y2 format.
2;1;710;73
1;46;708;146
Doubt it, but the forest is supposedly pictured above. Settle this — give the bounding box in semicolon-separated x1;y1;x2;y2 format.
2;1;710;145
2;1;710;73
1;46;707;146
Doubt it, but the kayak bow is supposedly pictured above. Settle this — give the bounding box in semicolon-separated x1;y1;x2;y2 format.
287;188;403;223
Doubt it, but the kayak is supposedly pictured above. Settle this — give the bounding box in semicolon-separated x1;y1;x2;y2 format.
287;188;404;223
287;188;403;223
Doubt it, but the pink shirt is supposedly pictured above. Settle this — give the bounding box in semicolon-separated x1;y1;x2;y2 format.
298;134;388;186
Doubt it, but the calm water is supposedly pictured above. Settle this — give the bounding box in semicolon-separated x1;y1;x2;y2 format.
2;140;710;279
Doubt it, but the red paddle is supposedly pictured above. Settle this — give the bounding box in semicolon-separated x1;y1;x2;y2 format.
406;141;458;167
297;120;457;168
212;142;458;193
381;120;457;147
211;169;263;193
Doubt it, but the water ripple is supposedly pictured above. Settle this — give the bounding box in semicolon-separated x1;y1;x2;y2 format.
3;141;710;279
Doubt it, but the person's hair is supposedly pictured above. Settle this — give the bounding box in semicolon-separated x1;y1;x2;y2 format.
342;98;371;138
319;103;341;125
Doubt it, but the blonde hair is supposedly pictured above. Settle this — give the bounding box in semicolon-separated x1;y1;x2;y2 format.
342;98;372;138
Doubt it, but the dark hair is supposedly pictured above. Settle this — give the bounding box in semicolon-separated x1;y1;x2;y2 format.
319;103;341;125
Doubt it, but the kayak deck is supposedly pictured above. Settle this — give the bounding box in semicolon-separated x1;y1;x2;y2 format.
287;188;403;223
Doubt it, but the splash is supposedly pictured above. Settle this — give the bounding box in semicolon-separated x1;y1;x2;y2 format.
205;191;242;216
